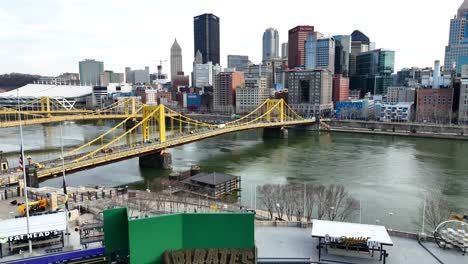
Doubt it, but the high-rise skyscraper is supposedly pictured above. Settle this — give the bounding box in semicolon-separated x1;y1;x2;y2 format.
79;59;104;86
349;30;370;77
316;37;335;73
193;61;222;88
170;39;183;81
444;0;468;74
304;34;319;69
227;55;250;70
355;49;395;95
304;34;334;73
194;50;203;65
288;25;315;69
334;35;351;76
281;43;288;60
194;13;220;64
263;27;280;61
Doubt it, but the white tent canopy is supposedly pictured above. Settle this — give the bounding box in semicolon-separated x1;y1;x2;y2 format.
311;220;394;246
0;212;66;240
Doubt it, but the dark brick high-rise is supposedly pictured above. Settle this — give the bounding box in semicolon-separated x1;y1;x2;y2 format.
288;25;314;69
194;13;220;65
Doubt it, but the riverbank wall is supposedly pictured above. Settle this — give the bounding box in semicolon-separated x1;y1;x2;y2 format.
323;120;468;140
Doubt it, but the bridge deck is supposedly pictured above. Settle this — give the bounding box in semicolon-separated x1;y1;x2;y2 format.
0;120;314;185
0;113;184;128
0;114;131;128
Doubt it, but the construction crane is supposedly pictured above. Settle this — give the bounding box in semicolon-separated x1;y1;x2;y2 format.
155;59;168;75
157;59;168;66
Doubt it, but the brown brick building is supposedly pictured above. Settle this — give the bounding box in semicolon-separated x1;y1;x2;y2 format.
416;88;454;124
332;74;350;104
213;71;245;113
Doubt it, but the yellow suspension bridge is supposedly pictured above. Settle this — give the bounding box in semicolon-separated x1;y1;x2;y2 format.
0;97;141;128
0;99;315;186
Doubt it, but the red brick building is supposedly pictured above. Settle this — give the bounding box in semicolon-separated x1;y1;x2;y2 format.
172;72;190;88
416;88;454;124
274;89;288;103
288;25;314;69
332;74;349;104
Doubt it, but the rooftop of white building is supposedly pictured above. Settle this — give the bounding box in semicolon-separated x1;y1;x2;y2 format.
0;84;93;99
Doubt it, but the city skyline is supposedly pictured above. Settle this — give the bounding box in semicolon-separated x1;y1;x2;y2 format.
0;0;462;76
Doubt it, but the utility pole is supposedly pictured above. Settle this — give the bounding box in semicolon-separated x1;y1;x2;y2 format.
17;90;33;254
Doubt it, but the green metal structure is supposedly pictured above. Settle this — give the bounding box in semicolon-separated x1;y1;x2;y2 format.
103;208;255;264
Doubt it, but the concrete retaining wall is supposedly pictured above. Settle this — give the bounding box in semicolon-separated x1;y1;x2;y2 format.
325;120;468;140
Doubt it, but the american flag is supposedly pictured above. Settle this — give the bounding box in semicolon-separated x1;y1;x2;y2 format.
19;147;23;171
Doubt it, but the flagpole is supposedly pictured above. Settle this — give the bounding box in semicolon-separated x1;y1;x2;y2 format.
17;89;33;254
59;123;70;246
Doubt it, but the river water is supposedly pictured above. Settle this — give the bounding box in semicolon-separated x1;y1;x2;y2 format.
1;121;468;232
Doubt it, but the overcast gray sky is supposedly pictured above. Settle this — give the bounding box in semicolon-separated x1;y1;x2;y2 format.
0;0;462;76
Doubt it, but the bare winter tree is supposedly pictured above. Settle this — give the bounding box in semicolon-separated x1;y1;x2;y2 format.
324;184;359;221
325;184;347;220
315;185;327;220
418;195;453;233
256;183;358;222
292;184;305;221
305;183;315;222
337;197;360;221
258;184;276;220
283;184;297;221
274;184;285;220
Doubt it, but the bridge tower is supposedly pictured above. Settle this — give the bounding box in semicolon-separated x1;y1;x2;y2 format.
266;99;284;122
264;99;288;138
142;104;166;143
123;97;137;130
139;104;171;169
124;97;136;118
40;96;51;117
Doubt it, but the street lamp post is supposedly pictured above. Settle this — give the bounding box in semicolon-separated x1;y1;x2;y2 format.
388;212;395;230
276;203;281;220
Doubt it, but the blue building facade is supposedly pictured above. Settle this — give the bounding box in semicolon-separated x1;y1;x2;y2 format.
335;101;364;119
335;99;375;120
186;93;201;110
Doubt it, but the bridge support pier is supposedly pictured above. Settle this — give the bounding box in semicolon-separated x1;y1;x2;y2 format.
263;127;288;139
139;150;172;170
